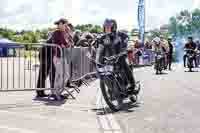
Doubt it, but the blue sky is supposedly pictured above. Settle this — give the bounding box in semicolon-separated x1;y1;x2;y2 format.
0;0;199;31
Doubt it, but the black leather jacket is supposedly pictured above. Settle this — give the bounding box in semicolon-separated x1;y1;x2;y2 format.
96;32;129;64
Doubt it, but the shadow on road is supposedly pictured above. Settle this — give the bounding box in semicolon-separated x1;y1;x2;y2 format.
184;70;198;72
0;97;69;110
91;107;113;115
0;103;44;110
154;72;168;75
33;97;67;106
91;102;141;115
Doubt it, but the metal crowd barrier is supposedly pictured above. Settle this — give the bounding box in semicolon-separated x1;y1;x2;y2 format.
0;43;60;92
142;49;155;65
0;42;155;96
70;47;96;80
130;49;155;66
0;43;96;95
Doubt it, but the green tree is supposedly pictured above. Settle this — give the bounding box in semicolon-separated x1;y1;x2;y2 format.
12;35;23;42
40;29;48;39
191;8;200;31
147;29;161;40
167;9;200;36
74;24;102;33
90;25;102;33
168;17;178;35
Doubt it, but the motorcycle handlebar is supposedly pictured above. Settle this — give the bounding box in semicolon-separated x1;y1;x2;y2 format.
184;49;196;51
86;51;127;67
103;51;127;62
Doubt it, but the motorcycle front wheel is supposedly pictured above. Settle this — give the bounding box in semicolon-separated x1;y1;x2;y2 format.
100;77;123;112
187;58;193;72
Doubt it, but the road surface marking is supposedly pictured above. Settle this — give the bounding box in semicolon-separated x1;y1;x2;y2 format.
0;125;37;133
96;85;123;133
0;109;94;128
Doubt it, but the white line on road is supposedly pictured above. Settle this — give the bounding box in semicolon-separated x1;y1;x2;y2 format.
0;125;37;133
96;85;123;133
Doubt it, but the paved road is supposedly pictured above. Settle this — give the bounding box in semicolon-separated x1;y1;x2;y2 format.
114;64;200;133
0;80;101;133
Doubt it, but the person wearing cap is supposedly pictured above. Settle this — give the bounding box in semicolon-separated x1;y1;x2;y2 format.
36;18;73;98
183;36;197;67
167;37;174;70
52;18;73;48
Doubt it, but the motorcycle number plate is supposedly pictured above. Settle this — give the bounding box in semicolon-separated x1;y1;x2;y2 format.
105;65;114;72
97;67;105;73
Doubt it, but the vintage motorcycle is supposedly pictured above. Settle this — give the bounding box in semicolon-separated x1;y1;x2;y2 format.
185;49;196;72
154;52;166;74
87;51;141;111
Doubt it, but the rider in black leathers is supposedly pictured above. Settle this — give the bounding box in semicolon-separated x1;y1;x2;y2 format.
183;36;197;67
96;19;137;94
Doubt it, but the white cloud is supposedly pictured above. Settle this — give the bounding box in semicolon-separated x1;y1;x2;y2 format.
70;0;195;30
0;0;68;30
193;0;200;9
145;0;194;30
0;0;198;30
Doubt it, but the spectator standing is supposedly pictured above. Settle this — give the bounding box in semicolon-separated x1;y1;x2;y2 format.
167;37;174;70
36;18;72;98
134;40;142;65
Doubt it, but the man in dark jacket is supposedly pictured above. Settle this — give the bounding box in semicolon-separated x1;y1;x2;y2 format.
96;19;138;95
183;36;197;67
36;18;72;98
167;37;173;70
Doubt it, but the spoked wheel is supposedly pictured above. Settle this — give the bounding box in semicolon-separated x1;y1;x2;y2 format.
129;95;137;104
100;78;123;112
188;59;193;72
155;58;161;75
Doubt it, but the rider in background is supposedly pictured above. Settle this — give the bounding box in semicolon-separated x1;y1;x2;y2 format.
183;36;197;67
152;37;165;54
152;37;166;69
96;18;138;94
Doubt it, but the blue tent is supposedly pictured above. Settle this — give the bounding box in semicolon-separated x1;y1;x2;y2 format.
0;38;24;57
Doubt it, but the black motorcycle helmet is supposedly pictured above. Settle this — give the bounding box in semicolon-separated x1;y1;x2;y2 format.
188;36;193;43
188;36;193;40
103;19;117;33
